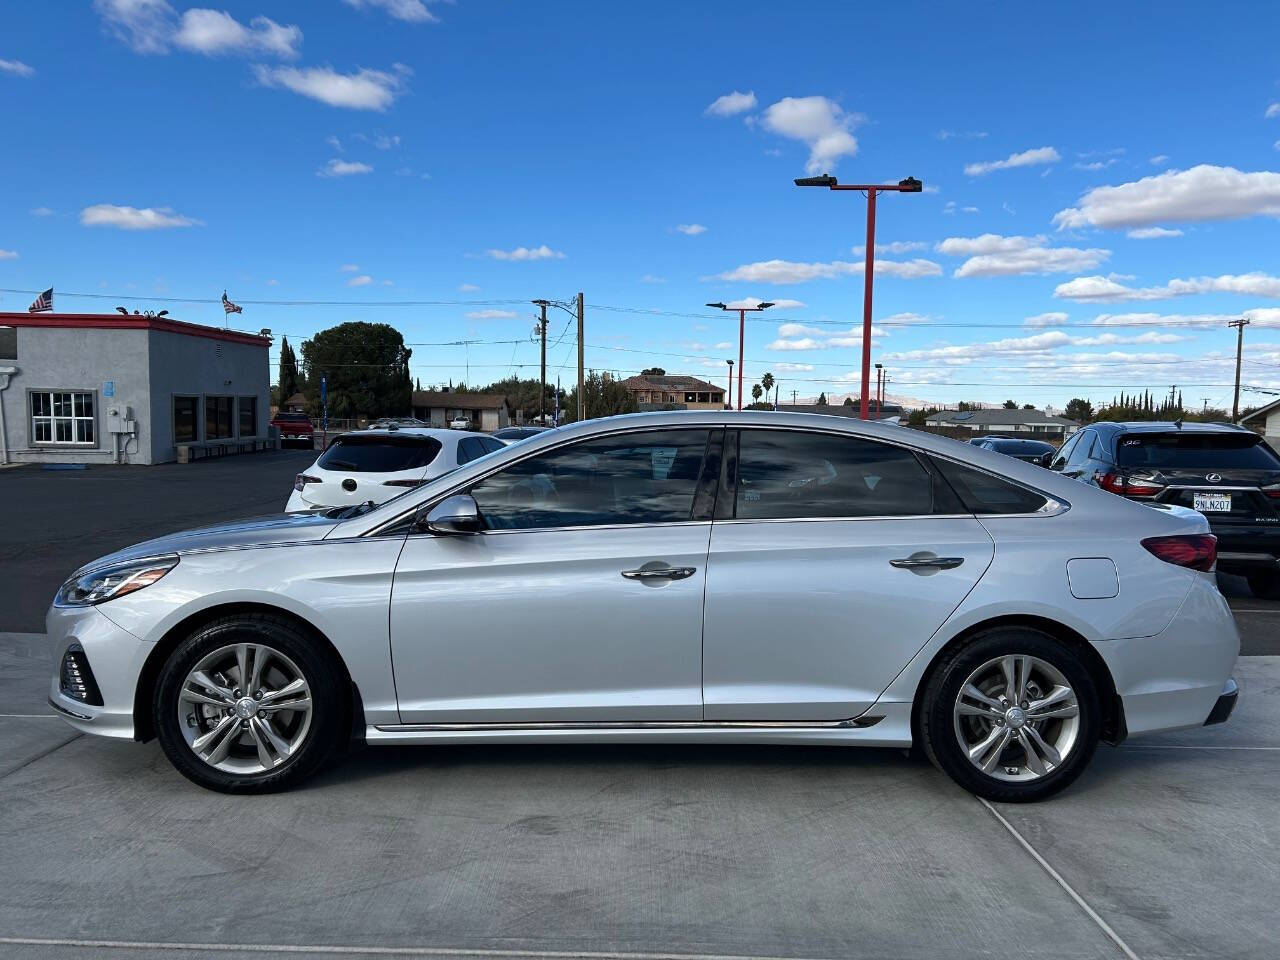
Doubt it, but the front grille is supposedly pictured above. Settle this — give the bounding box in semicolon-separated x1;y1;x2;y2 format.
60;643;103;706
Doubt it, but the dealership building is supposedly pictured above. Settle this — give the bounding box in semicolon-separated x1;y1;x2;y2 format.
0;311;271;466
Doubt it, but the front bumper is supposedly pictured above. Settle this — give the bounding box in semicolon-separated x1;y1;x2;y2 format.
46;604;150;740
1204;677;1239;726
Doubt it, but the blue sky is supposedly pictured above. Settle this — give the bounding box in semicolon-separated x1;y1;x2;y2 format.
4;0;1280;411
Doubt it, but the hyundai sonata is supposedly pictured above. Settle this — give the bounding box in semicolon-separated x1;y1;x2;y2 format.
48;411;1239;801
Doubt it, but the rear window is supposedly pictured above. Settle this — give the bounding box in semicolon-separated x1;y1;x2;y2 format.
930;456;1049;514
317;434;442;473
274;412;310;422
1115;433;1280;470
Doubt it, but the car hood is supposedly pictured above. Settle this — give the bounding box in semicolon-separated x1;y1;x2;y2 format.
77;512;340;573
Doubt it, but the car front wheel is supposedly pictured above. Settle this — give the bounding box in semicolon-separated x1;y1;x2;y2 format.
919;628;1100;802
154;614;344;793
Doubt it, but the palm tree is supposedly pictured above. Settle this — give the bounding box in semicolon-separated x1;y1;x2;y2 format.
751;383;763;404
761;372;775;406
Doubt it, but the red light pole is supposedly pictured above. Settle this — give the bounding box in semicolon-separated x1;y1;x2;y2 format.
794;175;923;419
706;301;774;410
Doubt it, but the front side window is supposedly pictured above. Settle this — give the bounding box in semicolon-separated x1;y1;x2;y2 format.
174;396;198;443
470;429;712;530
30;391;95;445
205;396;234;440
238;397;258;437
733;430;935;519
1065;430;1094;469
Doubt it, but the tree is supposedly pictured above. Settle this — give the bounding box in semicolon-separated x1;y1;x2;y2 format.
761;372;775;405
1064;398;1094;423
751;383;763;403
277;335;299;403
1003;399;1018;409
1022;403;1035;410
299;321;412;420
560;371;638;423
817;391;827;405
468;376;555;419
640;367;666;376
415;377;422;392
843;396;855;407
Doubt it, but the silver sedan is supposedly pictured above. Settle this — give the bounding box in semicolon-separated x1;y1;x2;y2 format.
47;411;1239;800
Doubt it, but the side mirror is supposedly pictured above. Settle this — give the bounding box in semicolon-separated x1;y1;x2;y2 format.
415;494;483;535
1049;459;1064;472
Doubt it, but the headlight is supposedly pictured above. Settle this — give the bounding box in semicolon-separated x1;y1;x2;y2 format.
55;555;180;607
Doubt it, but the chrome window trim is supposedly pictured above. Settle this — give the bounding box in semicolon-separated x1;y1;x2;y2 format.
403;519;714;540
1163;484;1261;492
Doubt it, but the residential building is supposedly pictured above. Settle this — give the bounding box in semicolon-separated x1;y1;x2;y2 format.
778;401;905;422
1243;398;1280;440
0;311;271;465
411;391;511;431
924;408;1080;437
620;374;725;410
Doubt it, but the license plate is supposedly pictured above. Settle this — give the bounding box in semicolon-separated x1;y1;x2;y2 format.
1193;492;1232;512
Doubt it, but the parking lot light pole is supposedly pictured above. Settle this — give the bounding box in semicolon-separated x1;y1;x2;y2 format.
794;174;923;420
706;301;775;411
725;359;734;409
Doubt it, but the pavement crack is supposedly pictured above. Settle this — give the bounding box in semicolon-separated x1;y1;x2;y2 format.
0;732;82;781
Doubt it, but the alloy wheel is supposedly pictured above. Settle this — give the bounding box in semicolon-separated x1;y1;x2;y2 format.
177;642;314;775
952;654;1080;782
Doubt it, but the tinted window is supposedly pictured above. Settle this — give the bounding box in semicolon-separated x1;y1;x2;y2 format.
1050;432;1079;469
456;437;484;464
734;430;934;519
317;434;442;473
173;396;198;443
275;412;310;423
1065;430;1094;468
931;456;1049;514
471;429;710;530
1116;432;1280;469
479;437;505;455
493;427;545;440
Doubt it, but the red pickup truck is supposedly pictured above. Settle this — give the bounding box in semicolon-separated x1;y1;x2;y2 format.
270;411;315;448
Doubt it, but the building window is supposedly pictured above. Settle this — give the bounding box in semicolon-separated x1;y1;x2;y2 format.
30;391;95;445
174;396;198;443
205;396;234;440
238;396;258;437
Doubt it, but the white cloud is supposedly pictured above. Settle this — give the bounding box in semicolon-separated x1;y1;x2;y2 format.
964;146;1060;176
265;278;279;286
675;223;707;235
714;257;941;284
1055;272;1280;302
80;204;201;229
1267;103;1280;119
0;58;34;77
936;130;988;140
1054;165;1280;229
761;96;860;174
340;0;439;23
705;90;757;117
30;206;54;216
851;240;928;255
1025;312;1069;327
768;322;889;351
724;296;805;310
370;133;400;149
326;135;343;152
879;330;1192;364
94;0;176;54
1149;155;1169;165
485;245;565;261
879;312;932;326
466;310;518;320
942;201;979;215
318;158;373;177
936;234;1110;277
253;63;409;111
340;264;360;272
1074;158;1118;171
773;362;815;372
347;274;373;287
0;249;17;259
1127;226;1183;239
640;275;667;284
381;279;394;286
458;283;480;292
174;9;300;57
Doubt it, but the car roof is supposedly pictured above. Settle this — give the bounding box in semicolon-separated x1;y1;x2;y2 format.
1088;420;1253;435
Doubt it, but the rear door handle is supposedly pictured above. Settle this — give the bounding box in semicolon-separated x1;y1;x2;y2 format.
621;566;697;581
890;556;964;570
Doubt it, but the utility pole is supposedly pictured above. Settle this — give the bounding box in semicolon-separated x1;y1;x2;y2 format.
726;359;734;409
791;389;798;406
576;292;585;421
1229;318;1250;422
531;300;549;425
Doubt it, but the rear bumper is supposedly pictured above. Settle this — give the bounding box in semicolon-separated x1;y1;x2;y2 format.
1211;526;1280;573
1204;677;1239;726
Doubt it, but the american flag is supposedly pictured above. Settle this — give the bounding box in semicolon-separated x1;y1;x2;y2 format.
28;287;53;313
222;291;243;315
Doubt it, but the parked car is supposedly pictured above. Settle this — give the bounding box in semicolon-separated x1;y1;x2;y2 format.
285;427;504;512
270;411;314;448
48;411;1238;800
491;425;552;445
1050;421;1280;598
970;436;1058;467
449;416;472;430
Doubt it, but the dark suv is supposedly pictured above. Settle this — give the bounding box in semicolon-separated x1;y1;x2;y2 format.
1051;421;1280;597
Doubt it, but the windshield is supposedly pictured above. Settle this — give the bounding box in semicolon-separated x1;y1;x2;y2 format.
1116;432;1280;470
317;434;442;473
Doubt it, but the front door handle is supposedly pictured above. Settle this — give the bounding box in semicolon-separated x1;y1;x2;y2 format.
890;556;964;570
621;566;697;581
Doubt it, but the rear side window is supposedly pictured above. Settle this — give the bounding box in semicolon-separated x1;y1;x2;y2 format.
1116;432;1280;469
733;430;935;519
317;435;441;473
457;436;504;464
930;456;1049;514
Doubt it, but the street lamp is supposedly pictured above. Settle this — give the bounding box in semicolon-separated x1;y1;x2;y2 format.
707;301;775;411
725;359;734;409
795;173;923;419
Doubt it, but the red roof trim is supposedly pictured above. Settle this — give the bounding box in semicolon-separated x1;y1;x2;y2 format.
0;312;271;348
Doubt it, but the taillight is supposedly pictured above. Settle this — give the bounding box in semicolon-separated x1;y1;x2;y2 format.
294;473;320;492
1099;471;1164;498
1142;534;1217;572
1263;484;1280;500
383;479;425;488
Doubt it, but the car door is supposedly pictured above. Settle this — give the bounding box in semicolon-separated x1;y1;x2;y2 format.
389;427;721;723
702;428;995;722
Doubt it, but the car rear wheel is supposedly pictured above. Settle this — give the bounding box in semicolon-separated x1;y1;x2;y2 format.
919;627;1100;802
154;614;344;793
1246;571;1280;601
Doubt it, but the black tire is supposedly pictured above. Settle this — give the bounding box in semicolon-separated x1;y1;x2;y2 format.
918;627;1100;802
1247;571;1280;601
154;613;345;793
